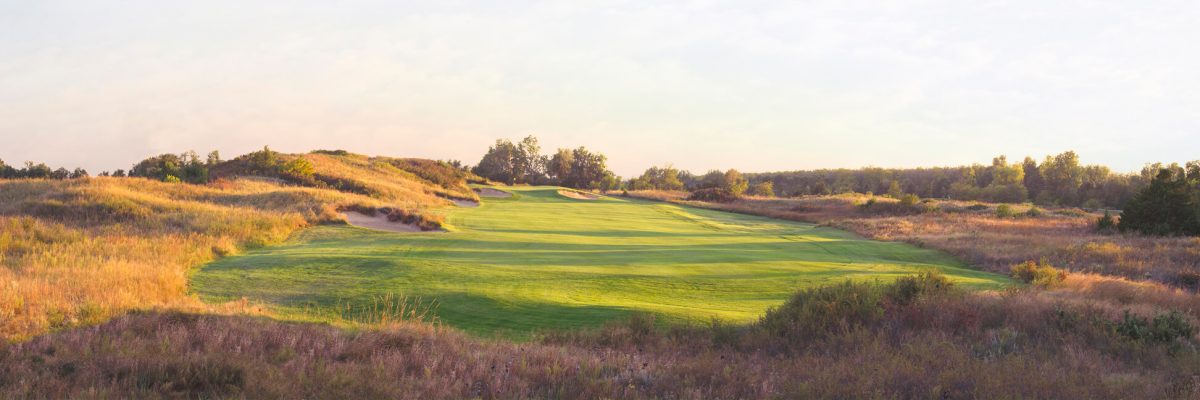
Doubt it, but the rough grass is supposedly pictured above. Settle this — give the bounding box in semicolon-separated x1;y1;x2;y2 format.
0;171;454;342
5;274;1200;399
193;186;1009;337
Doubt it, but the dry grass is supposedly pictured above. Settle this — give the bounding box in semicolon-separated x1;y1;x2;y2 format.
6;275;1200;399
0;174;449;342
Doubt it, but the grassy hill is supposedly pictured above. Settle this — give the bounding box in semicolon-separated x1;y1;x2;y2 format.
193;186;1009;336
0;152;470;341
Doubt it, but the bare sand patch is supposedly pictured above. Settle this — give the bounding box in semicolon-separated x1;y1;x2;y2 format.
452;199;480;207
340;211;425;233
558;189;600;200
474;188;512;198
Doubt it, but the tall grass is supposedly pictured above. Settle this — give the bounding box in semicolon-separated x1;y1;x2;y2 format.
6;274;1200;398
0;175;444;342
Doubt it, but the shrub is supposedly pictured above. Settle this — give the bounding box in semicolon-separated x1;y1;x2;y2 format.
883;271;954;306
1024;206;1043;218
1011;259;1066;287
279;158;315;178
758;280;884;341
1097;210;1117;232
966;203;988;211
995;204;1015;218
1116;310;1195;345
687;187;739;203
898;193;919;208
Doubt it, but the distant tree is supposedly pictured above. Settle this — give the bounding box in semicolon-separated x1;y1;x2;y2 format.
1119;169;1200;236
207;150;221;165
512;135;544;183
1097;210;1117;233
748;181;775;197
723;169;749;197
23;162;53;179
546;148;574;185
564;147;610;190
245;146;282;175
69;168;89;179
696;170;726;190
98;171;111;177
473;139;519;184
886;180;903;198
600;171;623;192
112;169;126;177
51;167;70;180
131;150;213;183
1039;151;1083;205
0;159;13;179
1021;156;1043;199
630;165;684;191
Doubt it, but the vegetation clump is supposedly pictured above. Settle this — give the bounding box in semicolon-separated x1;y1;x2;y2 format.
1011;259;1067;287
1119;168;1200;236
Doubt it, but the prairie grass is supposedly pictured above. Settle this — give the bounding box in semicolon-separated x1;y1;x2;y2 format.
5;274;1200;399
0;172;449;342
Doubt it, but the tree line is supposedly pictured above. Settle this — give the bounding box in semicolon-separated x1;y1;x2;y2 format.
0;159;89;180
741;151;1186;208
472;136;621;190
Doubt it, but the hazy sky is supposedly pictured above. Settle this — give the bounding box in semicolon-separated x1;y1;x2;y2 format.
1;1;1197;177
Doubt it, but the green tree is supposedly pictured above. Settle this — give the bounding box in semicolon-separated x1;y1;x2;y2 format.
473;139;519;184
748;181;775;197
565;147;610;190
1119;169;1200;236
723;169;749;197
546;148;574;185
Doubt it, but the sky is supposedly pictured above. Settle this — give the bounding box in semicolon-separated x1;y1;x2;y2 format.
1;1;1198;177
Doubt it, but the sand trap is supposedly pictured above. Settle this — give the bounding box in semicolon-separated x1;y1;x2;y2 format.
340;211;424;233
452;199;480;207
558;190;600;200
474;188;512;198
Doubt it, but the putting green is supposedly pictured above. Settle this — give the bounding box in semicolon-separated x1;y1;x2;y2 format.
193;186;1009;336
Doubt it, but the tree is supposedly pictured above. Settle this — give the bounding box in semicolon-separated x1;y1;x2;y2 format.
1022;156;1043;200
886;180;903;198
23;162;52;179
51;167;70;180
69;168;89;179
1119;169;1200;236
207;150;222;165
696;170;726;190
723;169;748;197
0;159;13;179
512;135;544;183
748;181;775;197
112;169;126;177
1039;151;1083;205
564;147;610;190
472;139;518;184
630;165;684;191
546;149;574;184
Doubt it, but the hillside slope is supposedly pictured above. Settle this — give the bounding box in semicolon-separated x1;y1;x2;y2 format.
0;151;469;341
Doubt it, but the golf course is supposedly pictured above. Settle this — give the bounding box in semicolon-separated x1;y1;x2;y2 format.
193;186;1009;336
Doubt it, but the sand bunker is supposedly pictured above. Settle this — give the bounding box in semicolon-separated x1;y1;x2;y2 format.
474;188;512;198
452;199;480;207
340;211;424;233
558;190;600;200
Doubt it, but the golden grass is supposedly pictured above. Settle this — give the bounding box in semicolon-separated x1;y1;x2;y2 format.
0;174;449;342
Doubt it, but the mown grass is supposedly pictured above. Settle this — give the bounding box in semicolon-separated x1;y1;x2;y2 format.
193;186;1009;337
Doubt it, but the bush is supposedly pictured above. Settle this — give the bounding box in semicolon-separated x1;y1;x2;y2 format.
687;187;739;203
1097;210;1117;232
995;204;1015;218
883;271;954;306
279;158;315;178
898;193;920;208
1011;259;1066;287
1024;206;1043;218
758;281;884;341
1116;310;1195;345
966;203;988;211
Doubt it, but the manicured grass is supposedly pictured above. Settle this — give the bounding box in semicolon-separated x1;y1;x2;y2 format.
192;186;1009;337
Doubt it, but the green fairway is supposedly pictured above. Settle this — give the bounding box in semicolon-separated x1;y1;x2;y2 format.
192;186;1009;336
